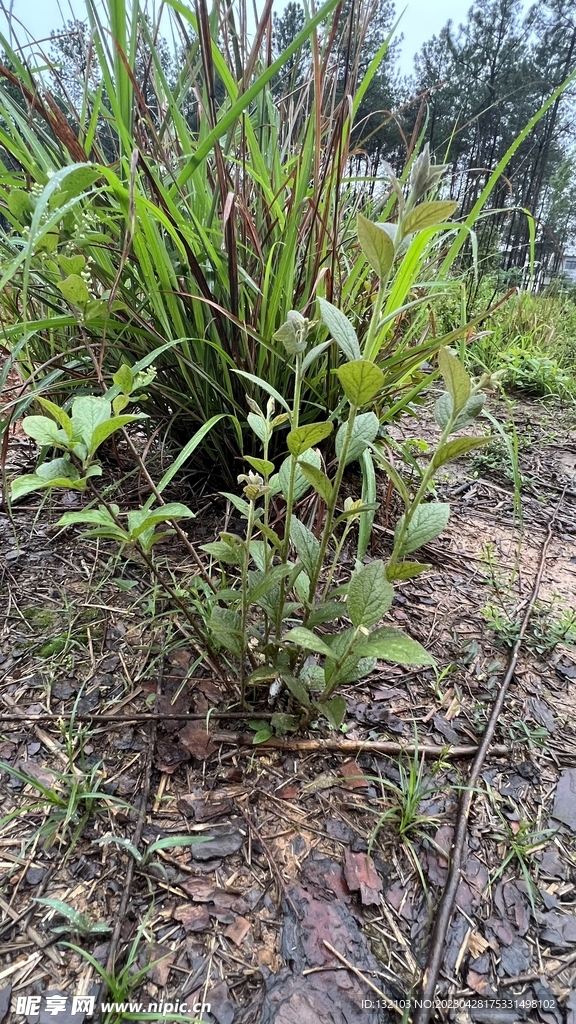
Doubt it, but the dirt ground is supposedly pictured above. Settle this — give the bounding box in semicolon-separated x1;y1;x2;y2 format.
1;392;576;1024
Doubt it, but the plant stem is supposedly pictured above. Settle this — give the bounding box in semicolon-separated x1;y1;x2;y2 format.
304;404;358;612
239;500;256;706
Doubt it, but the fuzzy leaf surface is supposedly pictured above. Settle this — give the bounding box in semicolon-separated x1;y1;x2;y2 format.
337;360;384;406
317;297;361;361
357;213;395;279
348;560;394;628
336;412;379;466
287;421;333;457
356;626;435;666
395;502;450;555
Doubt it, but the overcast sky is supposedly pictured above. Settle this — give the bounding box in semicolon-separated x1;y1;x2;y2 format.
0;0;474;72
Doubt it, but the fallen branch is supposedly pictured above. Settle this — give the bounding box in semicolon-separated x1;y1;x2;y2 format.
211;732;509;759
412;522;554;1024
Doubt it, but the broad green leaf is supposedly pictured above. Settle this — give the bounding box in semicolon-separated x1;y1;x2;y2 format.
71;396;111;447
348;560;394;628
23;415;69;448
274;448;321;502
6;188;32;221
59;254;86;277
431;436;490;470
386;561;430;582
57;166;100;200
37;398;73;439
253;728;273;744
208;607;243;656
248;565;292;602
248;540;267;571
56;274;90;307
11;459;85;500
127;503;195;539
357;213;395;279
245;456;275;476
400;200;457;237
220;492;252;518
283;627;333;658
89;415;146;455
112;395;130;415
270;713;299;735
452;393;485;431
281;673;311;707
290;516;320;578
307;601;345;627
337;360;384;406
200;540;243;565
317;696;347;730
436;392;486;432
298;462;333;503
302;340;332;372
113;364;134;395
287;421;333;457
323;651;376;688
357;626;435;666
36;459;80;482
294;570;311;603
317;297;361;361
438;347;470;416
58;507;122;530
395;502;450;555
336;411;379;466
256;522;283;550
247;412;268;444
433;392;453;430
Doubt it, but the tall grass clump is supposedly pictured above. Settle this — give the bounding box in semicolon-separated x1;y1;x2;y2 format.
0;0;574;476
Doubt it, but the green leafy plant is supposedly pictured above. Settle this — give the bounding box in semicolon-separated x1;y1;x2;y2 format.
92;833;210;879
65;915;205;1024
0;759;131;858
489;807;556;911
10;364;153;501
360;746;445;893
196;223;490;729
34;898;112;939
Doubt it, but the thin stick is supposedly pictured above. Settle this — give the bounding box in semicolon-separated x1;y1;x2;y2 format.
412;522;554;1024
323;941;403;1017
212;733;509;759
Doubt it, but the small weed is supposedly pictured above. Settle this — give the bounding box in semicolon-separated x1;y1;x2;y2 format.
0;759;130;860
363;747;444;893
483;599;576;654
65;916;206;1024
92;833;211;880
509;720;550;750
34;898;112;939
489;809;556;911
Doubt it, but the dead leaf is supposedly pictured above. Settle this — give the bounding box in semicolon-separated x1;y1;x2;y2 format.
179;878;215;901
338;760;368;790
173;905;210;932
467;969;490;995
343;850;382;906
224;916;251;945
178;721;216;760
552;770;576;832
148;945;174;987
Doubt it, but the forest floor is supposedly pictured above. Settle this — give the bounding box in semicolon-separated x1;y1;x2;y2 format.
1;391;576;1024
